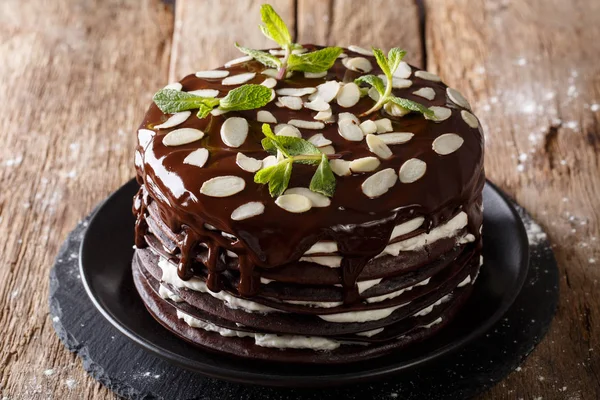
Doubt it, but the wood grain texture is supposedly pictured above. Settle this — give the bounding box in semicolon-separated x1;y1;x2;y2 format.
296;0;423;67
0;0;173;398
424;0;600;398
168;0;295;81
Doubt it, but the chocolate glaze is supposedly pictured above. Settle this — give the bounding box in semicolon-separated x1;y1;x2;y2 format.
134;45;485;308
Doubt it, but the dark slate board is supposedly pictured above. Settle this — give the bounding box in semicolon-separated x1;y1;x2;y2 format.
49;203;558;400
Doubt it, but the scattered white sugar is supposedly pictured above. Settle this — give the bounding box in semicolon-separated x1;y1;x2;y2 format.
591;103;599;112
590;258;596;264
43;369;54;376
10;289;19;299
475;65;486;74
565;120;579;130
524;218;547;245
5;155;23;167
64;378;77;389
517;164;525;172
560;159;567;166
515;57;527;66
69;142;80;152
538;376;545;381
390;394;399;398
518;153;528;162
515;366;522;371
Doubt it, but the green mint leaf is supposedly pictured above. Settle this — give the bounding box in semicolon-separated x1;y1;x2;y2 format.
354;75;386;95
372;48;390;78
196;103;214;119
219;84;272;111
153;89;219;114
261;137;278;155
287;47;343;73
274;136;321;157
254;159;293;197
261;124;291;157
259;4;292;47
309;154;336;197
235;43;281;68
387;48;406;76
389;96;434;117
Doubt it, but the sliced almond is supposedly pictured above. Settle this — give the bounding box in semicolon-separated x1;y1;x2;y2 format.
275;124;302;137
305;71;327;79
447;88;471;109
308;133;332;147
162;128;204;146
278;96;303;110
261;78;277;88
231;202;265;221
195;70;230;79
211;108;229;116
338;119;364;141
314;109;333;121
319;145;335;155
257;110;277;123
183;148;209;168
336;82;360;108
164;82;183;91
350;157;381;173
413;87;436;101
378;132;414;145
393;62;412;79
378;75;412;89
366;134;393;159
276;87;316;96
222;72;256;86
399;158;427;183
368;87;380;102
261;69;278;78
330;159;351;176
338;112;360;124
415;70;441;82
288;120;325;130
342;57;373;73
359;120;378;135
224;55;253;68
154;111;191;129
432;133;464;155
461;110;479;128
424;106;452;122
200;176;245;197
285;187;331;207
361;168;397;198
275;194;312;213
384;102;411;117
220;117;248;148
187;89;220;97
348;45;373;56
304;97;330;111
262;155;278;168
374;118;393;133
236;153;262;172
311;81;341;103
268;89;276;102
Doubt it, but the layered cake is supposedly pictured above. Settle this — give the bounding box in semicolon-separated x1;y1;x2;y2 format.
131;5;484;364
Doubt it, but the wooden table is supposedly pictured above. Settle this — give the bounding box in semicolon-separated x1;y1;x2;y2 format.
1;0;598;398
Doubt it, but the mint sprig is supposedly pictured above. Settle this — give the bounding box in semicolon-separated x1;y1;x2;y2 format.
254;124;336;197
237;4;342;80
354;47;434;118
153;84;272;119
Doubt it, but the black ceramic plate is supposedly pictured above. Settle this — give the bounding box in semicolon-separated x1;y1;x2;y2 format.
80;179;529;388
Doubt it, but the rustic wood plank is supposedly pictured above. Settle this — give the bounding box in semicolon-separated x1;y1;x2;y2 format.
169;0;295;81
296;0;423;67
425;0;600;398
0;0;173;398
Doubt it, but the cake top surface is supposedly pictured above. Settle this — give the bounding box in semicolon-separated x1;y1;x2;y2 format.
135;6;484;272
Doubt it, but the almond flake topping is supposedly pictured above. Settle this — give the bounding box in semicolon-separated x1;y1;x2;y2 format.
350;157;381;173
338;118;364;141
305;71;327;79
222;72;256;85
164;82;183;91
195;70;229;79
307;133;332;147
278;96;303;110
262;155;278;168
314;109;333;121
200;176;245;197
224;55;253;67
285;187;331;207
162;128;204;146
288;120;325;130
361;168;397;198
413;87;436;101
374;118;393;133
236;153;262;172
342;57;373;73
399;158;427;183
231;202;265;221
310;81;341;103
378;75;412;89
359;120;378;135
384;102;411;117
336;82;361;108
261;78;277;88
330;159;351;176
432;133;464;155
424;106;452;122
304;97;330;111
154;111;191;129
461;110;479;128
393;62;412;79
257;110;277;123
183;148;209;168
366;134;393;159
348;45;373;56
275;124;301;137
187;89;220;97
338;112;360;124
319;145;335;155
276;87;317;96
220;117;248;148
447;88;471;109
378;132;414;145
275;194;312;213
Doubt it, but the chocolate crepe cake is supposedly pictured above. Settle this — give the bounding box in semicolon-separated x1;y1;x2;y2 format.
131;6;484;364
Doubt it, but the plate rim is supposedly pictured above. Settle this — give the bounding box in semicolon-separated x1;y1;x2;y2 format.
79;179;530;388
